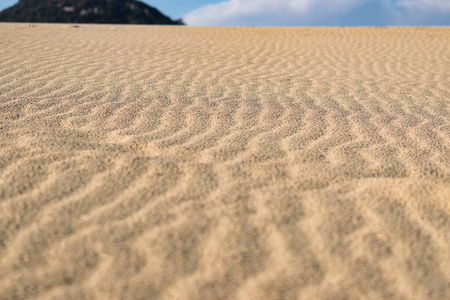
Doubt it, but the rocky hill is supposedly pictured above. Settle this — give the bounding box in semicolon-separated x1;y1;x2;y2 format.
0;0;183;25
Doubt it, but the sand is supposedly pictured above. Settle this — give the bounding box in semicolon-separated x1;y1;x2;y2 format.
0;23;449;299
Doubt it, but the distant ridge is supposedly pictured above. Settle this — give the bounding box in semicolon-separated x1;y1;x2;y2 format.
0;0;184;25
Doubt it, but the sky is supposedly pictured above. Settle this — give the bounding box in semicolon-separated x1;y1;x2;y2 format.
0;0;449;26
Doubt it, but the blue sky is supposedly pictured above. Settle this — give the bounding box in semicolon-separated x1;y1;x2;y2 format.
1;0;449;26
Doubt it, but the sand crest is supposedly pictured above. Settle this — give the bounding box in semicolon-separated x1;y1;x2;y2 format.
0;24;449;299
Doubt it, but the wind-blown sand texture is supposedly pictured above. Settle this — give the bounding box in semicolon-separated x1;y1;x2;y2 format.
0;24;449;300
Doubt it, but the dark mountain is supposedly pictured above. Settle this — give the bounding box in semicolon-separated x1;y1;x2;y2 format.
0;0;183;25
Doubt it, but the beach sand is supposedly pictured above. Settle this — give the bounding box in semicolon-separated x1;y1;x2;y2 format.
0;24;449;299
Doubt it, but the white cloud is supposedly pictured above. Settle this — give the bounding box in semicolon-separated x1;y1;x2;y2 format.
398;0;450;12
395;0;450;24
183;0;450;26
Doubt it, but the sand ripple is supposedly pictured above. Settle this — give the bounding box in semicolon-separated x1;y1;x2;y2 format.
0;24;449;299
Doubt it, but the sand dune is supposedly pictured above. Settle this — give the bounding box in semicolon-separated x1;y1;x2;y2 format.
0;24;449;299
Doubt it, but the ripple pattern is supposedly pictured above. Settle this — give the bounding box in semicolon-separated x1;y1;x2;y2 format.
0;24;449;300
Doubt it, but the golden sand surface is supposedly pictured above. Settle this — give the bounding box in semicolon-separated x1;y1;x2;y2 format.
0;23;449;299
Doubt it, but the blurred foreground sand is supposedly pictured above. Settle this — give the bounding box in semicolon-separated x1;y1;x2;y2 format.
0;24;449;299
